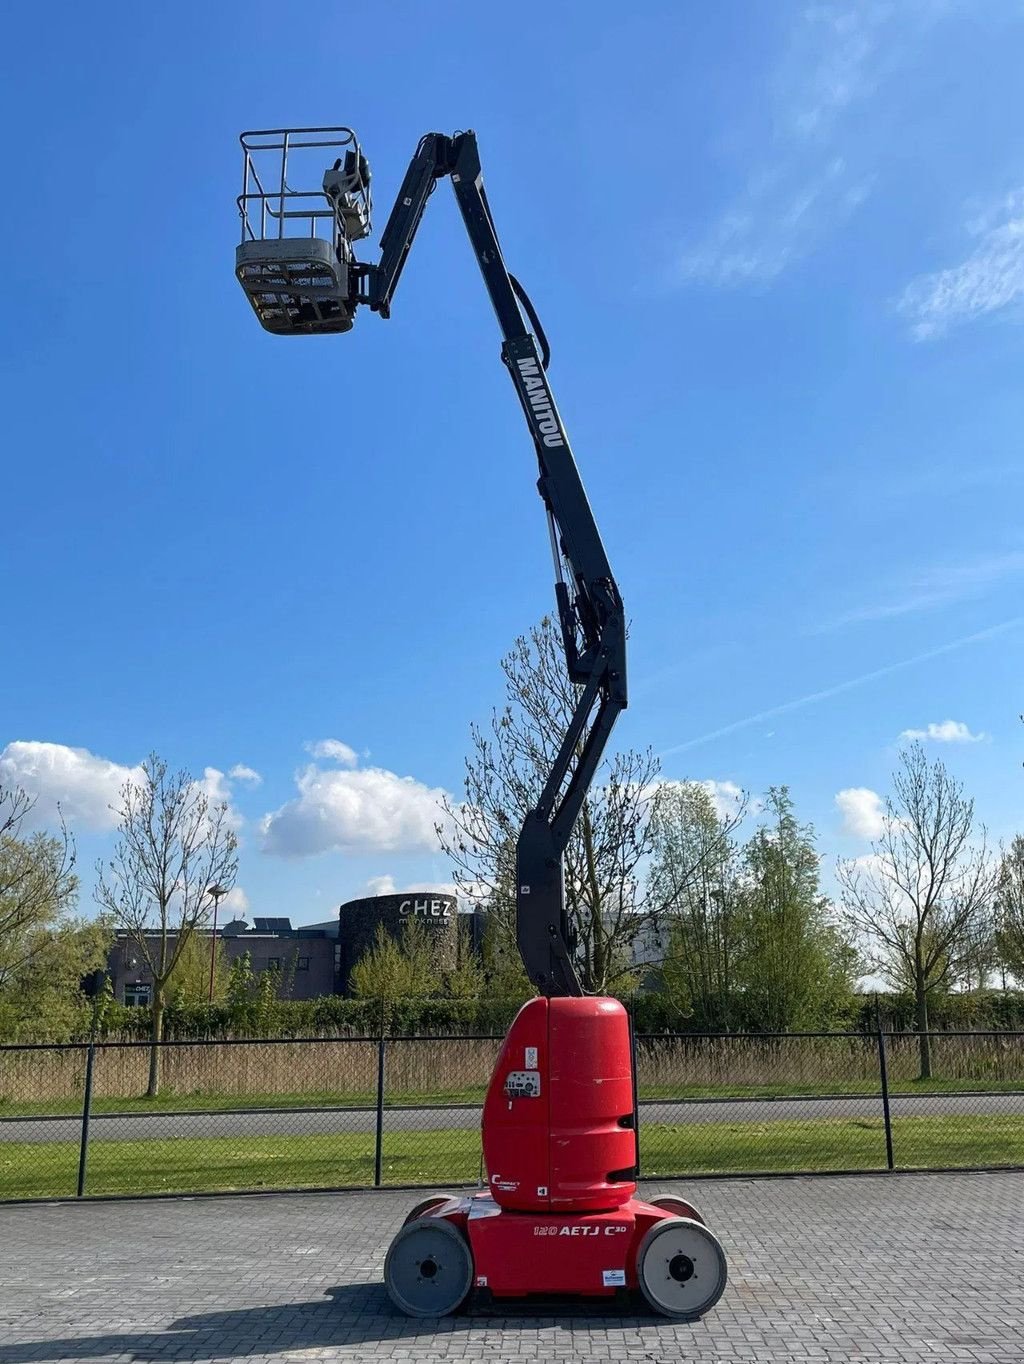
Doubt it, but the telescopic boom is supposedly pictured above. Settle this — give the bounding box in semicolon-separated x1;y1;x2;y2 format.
237;129;627;996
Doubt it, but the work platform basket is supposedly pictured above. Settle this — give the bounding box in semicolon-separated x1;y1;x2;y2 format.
236;127;372;335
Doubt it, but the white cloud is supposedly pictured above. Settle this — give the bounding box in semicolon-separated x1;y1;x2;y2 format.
229;764;262;786
198;767;231;805
646;778;754;824
221;886;250;916
358;874;463;902
675;3;943;288
196;767;246;832
0;741;143;831
849;850;888;881
0;742;249;836
305;738;358;767
836;787;886;839
679;158;870;287
899;719;986;743
262;755;451;858
898;188;1024;339
695;779;746;821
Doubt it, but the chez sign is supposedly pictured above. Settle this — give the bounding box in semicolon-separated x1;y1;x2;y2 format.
398;897;453;919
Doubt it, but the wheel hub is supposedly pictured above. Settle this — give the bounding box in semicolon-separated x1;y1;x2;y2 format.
668;1252;695;1282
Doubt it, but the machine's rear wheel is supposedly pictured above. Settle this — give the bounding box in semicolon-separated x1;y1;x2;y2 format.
402;1196;449;1226
636;1216;727;1320
649;1194;706;1225
384;1217;473;1317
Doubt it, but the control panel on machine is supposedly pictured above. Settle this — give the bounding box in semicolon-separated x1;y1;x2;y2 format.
504;1071;541;1099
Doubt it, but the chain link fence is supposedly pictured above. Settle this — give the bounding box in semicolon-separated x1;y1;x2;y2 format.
1;1030;1021;1201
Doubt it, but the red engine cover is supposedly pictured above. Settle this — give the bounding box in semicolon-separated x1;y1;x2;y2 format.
482;996;637;1213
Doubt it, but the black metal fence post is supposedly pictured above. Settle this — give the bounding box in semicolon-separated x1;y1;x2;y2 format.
76;1042;96;1198
374;1034;386;1188
875;1008;895;1171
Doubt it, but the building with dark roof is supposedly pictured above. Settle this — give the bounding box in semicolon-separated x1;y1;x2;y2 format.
107;917;338;1006
106;893;484;1006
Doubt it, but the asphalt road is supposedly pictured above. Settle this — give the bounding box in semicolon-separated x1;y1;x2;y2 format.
2;1090;1022;1143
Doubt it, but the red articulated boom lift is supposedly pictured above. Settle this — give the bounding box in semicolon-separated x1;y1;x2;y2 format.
235;126;728;1320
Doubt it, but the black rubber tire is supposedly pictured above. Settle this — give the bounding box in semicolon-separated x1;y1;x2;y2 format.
649;1194;706;1226
402;1196;449;1226
384;1217;474;1318
636;1216;728;1320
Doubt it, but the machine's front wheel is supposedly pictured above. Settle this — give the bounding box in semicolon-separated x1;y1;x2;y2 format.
636;1216;727;1320
649;1194;706;1226
384;1217;474;1318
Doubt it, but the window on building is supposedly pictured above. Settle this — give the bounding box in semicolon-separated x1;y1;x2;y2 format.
266;957;281;971
124;984;151;1007
297;956;310;971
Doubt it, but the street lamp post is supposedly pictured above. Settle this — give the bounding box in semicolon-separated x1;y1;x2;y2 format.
206;883;228;1004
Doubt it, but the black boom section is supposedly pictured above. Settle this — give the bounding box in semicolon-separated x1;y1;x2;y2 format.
368;131;627;997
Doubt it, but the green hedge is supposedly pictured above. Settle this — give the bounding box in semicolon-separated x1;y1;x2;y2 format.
859;990;1024;1034
55;987;1024;1043
87;994;528;1040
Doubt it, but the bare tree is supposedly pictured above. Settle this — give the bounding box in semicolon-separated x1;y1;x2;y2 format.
95;755;238;1094
995;834;1024;985
838;744;997;1078
439;617;660;994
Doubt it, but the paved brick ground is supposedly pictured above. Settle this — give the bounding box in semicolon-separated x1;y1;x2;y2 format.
1;1172;1022;1363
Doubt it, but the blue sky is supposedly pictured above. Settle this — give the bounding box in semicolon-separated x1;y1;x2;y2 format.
1;1;1022;924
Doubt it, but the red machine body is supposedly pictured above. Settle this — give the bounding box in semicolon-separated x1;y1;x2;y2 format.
396;998;663;1302
423;1191;669;1299
384;998;726;1317
482;996;636;1214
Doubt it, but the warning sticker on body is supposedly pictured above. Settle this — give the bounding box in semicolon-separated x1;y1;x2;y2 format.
525;1046;538;1069
602;1269;626;1287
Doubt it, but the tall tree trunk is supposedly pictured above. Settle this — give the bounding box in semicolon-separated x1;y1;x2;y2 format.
914;962;931;1080
580;804;604;993
147;989;164;1097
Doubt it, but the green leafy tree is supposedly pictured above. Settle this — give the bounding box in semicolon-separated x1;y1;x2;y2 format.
167;932;230;1007
349;915;486;1024
445;917;485;1000
95;754;238;1095
838;745;997;1078
0;784;111;1040
350;919;439;1003
215;950;291;1035
995;835;1024;984
648;782;746;1029
738;788;856;1032
252;961;285;1033
225;951;256;1031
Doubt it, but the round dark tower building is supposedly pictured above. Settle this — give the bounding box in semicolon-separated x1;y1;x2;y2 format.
337;891;458;994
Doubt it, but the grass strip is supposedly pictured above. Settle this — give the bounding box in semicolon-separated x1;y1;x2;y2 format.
1;1113;1020;1201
